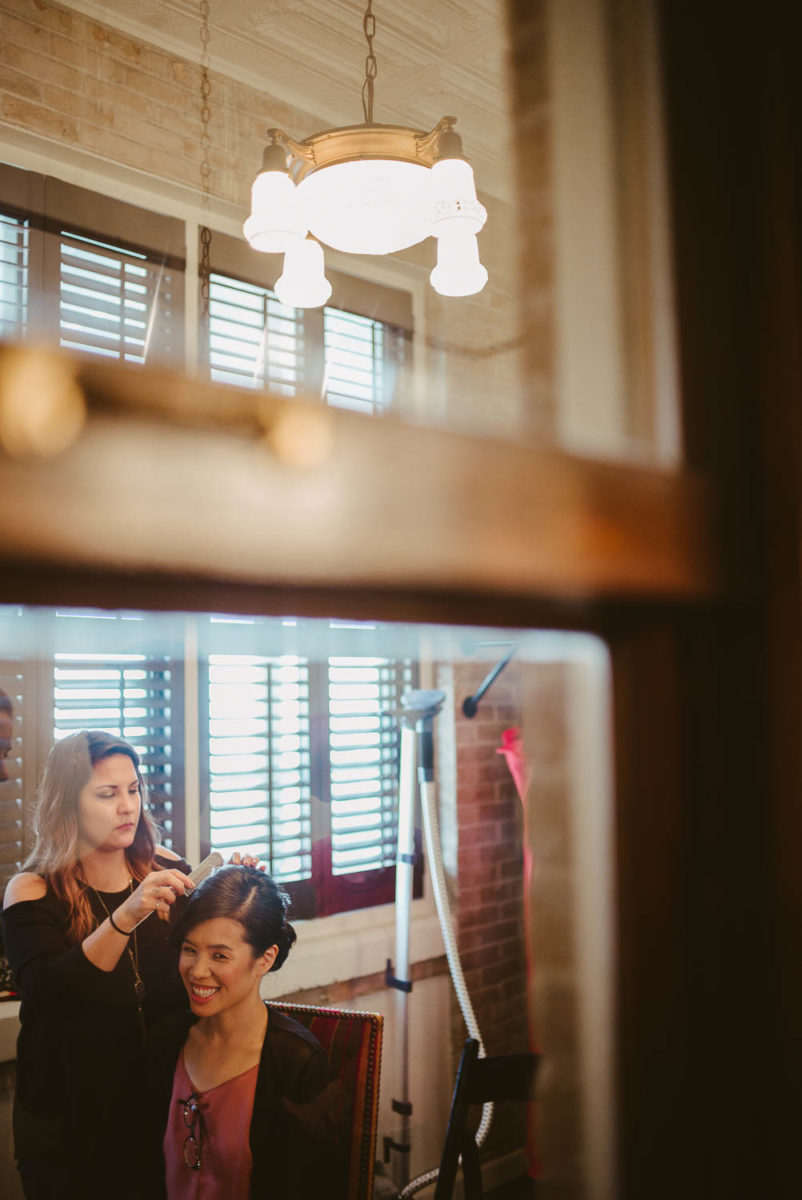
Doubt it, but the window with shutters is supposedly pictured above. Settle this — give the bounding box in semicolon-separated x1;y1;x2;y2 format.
206;269;407;413
0;609;418;918
57;232;175;364
201;652;312;874
198;621;417;917
208;274;306;394
323;307;398;414
0;163;185;365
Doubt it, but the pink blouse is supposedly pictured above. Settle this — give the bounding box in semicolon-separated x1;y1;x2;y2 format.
164;1050;259;1200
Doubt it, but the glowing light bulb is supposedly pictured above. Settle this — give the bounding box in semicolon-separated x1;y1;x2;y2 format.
275;238;332;309
430;228;488;297
427;156;487;296
243;170;307;254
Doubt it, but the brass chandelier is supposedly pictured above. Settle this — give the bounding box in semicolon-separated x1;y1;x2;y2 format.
243;1;488;308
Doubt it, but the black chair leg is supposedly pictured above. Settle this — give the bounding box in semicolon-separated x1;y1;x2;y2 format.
461;1133;484;1200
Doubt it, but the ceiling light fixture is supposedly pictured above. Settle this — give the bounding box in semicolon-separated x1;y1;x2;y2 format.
244;0;488;307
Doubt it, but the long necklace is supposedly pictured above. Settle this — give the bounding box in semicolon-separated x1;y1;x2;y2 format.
91;879;147;1006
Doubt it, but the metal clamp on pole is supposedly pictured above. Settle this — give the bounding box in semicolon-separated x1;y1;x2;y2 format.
392;1099;413;1116
386;957;412;993
384;1136;411;1163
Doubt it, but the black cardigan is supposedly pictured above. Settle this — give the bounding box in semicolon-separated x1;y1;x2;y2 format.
146;1003;352;1200
1;855;191;1196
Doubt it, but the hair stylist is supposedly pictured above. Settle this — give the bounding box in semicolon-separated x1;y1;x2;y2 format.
2;729;195;1200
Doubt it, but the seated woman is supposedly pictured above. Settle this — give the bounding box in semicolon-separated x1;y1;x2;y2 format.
1;729;195;1199
148;865;349;1200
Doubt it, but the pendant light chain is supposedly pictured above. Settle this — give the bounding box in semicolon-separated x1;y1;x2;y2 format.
243;1;489;301
198;0;212;322
361;0;377;124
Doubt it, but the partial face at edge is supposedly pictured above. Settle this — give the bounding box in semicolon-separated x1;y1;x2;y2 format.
0;711;13;784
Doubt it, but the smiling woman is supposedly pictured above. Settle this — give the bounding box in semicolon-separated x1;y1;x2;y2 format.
146;866;347;1200
0;730;195;1200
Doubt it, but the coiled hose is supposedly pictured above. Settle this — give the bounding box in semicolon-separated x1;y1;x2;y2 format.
398;777;493;1199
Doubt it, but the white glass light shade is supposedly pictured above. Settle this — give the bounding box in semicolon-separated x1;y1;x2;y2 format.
430;228;488;297
428;157;488;237
275;237;332;309
430;156;479;206
298;159;432;254
243;171;308;253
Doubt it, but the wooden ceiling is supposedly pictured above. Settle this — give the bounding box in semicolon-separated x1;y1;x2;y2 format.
58;0;515;202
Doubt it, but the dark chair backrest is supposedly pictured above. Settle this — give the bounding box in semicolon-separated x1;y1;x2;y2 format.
272;1001;384;1200
435;1037;540;1200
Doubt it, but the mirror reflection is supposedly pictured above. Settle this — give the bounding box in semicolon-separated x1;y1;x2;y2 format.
0;606;613;1199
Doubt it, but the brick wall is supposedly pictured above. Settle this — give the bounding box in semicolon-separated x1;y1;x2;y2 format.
0;0;554;441
441;660;532;1167
439;656;587;1193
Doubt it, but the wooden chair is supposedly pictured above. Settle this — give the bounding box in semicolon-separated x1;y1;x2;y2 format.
272;1001;384;1200
434;1037;540;1200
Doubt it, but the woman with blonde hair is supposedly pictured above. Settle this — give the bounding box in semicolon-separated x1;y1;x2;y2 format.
2;729;195;1200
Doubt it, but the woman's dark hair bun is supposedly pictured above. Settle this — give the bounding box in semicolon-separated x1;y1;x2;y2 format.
175;864;298;970
273;918;297;971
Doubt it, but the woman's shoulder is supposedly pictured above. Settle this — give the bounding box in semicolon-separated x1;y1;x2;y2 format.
2;872;48;910
260;1006;331;1106
266;1005;325;1055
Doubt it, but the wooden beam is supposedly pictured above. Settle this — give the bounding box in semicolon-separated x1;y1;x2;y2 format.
0;350;718;613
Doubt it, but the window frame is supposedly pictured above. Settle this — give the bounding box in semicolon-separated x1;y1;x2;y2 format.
201;228;413;413
0;162;186;360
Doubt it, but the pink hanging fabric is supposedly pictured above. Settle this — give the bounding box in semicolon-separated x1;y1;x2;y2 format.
497;726;540;1178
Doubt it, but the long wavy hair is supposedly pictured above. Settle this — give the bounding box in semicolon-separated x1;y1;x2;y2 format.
24;730;159;943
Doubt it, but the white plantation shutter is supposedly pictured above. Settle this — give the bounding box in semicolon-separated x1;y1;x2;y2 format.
203;654;312;881
323;308;398;414
57;230;181;363
328;656;412;874
204;259;408;414
208;274;305;394
199;622;417;916
0;164;185;361
0;211;29;339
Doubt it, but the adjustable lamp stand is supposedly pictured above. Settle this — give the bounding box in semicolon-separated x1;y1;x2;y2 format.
385;689;446;1188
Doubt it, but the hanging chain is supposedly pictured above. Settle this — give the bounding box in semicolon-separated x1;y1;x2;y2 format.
199;0;212;322
361;0;377;124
